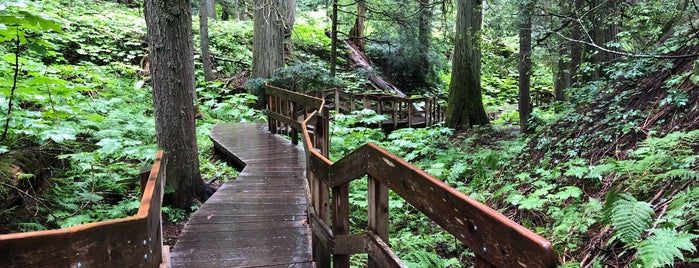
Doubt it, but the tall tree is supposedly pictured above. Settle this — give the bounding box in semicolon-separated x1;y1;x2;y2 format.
252;0;293;78
416;0;434;90
330;0;338;76
202;0;216;19
587;0;620;80
348;0;366;52
518;0;534;132
552;0;583;101
445;0;489;129
144;0;205;209
200;0;214;81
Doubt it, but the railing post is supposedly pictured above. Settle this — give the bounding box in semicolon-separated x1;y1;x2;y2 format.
407;99;413;127
367;175;389;268
334;88;340;114
291;101;298;145
332;183;350;268
310;167;331;267
268;94;275;134
391;99;398;129
321;108;330;158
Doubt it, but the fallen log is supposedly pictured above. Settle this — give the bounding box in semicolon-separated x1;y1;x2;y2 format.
343;40;407;98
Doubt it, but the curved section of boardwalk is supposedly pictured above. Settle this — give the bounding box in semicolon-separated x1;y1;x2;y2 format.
170;123;313;267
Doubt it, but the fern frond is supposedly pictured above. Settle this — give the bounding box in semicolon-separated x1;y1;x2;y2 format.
636;228;699;267
609;194;654;244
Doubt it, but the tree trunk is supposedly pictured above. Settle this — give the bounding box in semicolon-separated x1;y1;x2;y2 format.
252;0;286;79
348;0;366;52
587;0;620;80
416;0;433;90
203;0;216;19
344;40;407;98
200;0;214;81
553;0;571;102
518;0;533;133
144;0;205;210
330;0;338;76
445;0;489;130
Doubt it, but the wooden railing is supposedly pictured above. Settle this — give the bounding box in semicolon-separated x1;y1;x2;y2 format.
266;85;557;267
312;88;444;129
0;151;167;268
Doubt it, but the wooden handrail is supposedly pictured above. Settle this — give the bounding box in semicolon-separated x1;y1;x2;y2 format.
266;84;557;267
311;88;444;129
0;151;167;268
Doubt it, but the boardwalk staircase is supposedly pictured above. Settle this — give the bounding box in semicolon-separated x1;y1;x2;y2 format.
0;84;558;267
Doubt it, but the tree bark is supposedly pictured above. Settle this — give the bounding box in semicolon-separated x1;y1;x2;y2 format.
416;0;433;90
553;0;571;102
330;0;338;76
203;0;216;19
445;0;489;130
348;0;366;52
344;40;407;98
518;0;534;133
144;0;204;210
200;0;214;81
587;0;620;80
252;0;287;78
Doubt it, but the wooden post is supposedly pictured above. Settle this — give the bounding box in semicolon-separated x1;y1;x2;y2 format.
407;99;413;127
322;108;330;158
367;175;389;268
310;168;332;267
291;101;298;145
268;94;275;134
332;183;350;268
334;88;340;114
392;100;398;129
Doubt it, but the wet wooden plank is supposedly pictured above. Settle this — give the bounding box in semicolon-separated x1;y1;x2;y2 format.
170;123;313;267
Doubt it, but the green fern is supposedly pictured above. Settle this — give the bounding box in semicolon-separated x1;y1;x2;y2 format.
607;193;654;244
636;228;698;267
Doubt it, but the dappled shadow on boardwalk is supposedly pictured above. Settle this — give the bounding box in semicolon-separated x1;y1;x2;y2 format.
169;123;313;268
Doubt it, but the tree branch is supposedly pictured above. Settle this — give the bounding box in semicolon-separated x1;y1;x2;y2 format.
547;30;699;59
1;27;21;143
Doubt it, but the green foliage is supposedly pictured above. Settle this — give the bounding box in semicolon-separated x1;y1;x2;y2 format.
196;19;253;75
198;81;266;122
244;61;342;105
292;11;331;55
330;109;387;160
367;40;447;94
162;206;186;223
636;228;698;267
604;193;654;244
51;2;146;65
394;231;462;268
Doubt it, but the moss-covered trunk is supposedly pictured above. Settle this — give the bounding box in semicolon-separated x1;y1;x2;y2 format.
445;0;489;130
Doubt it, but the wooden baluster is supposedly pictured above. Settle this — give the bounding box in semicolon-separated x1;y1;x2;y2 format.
367;175;389;268
268;95;276;134
291;101;298;145
350;93;355;112
392;100;398;129
311;167;331;267
407;99;413;127
332;183;350;268
321;108;330;158
334;88;340;114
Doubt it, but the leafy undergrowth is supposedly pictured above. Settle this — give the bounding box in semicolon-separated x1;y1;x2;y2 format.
0;1;255;234
341;49;698;267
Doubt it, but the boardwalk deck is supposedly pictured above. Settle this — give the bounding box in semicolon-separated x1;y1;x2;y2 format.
170;123;313;268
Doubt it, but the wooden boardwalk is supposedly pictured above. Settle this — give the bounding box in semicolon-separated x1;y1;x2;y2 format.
169;123;314;267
